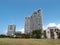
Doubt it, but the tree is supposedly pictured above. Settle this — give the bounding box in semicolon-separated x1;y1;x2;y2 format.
20;33;30;38
32;29;42;39
0;34;8;38
24;33;30;38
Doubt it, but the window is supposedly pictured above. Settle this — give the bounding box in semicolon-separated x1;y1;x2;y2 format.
38;13;40;17
38;9;40;13
33;12;37;17
10;25;13;30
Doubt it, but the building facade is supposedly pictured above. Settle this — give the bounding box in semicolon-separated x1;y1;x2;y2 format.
31;9;42;31
25;17;31;34
46;27;59;39
25;9;43;34
7;24;16;36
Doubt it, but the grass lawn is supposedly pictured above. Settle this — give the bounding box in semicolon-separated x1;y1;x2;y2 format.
0;38;60;45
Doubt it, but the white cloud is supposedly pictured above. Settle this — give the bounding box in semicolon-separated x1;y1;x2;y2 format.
43;26;47;30
47;23;57;27
43;23;60;30
4;29;7;35
16;28;24;33
57;24;60;29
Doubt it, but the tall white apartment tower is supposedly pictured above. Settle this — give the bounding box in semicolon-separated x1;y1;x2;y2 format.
7;24;16;36
25;9;43;34
31;9;43;30
25;17;31;34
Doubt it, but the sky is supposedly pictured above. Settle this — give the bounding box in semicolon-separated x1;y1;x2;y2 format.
0;0;60;34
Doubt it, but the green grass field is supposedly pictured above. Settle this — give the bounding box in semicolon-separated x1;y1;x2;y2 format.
0;38;60;45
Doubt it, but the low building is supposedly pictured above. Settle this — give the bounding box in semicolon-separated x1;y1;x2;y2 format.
46;27;59;39
44;30;47;38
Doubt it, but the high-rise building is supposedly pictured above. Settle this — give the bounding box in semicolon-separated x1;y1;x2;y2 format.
7;24;16;36
25;9;43;33
25;17;31;34
31;9;42;31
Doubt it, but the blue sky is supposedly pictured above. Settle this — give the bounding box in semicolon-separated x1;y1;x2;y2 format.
0;0;60;34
